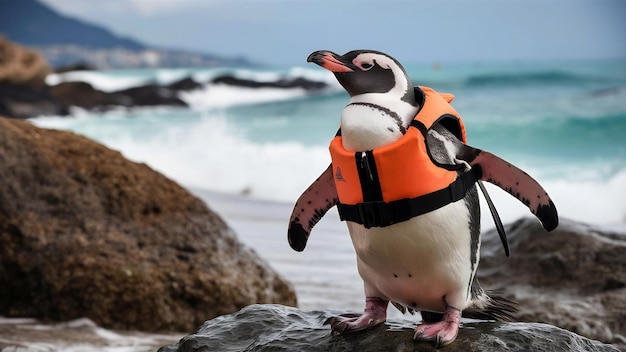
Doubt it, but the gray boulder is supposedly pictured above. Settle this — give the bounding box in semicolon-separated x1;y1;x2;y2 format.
158;304;619;352
478;218;626;349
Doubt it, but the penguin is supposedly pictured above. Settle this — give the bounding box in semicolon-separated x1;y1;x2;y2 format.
288;50;558;347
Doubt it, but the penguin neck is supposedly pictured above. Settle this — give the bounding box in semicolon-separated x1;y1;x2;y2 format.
349;94;418;126
340;96;419;152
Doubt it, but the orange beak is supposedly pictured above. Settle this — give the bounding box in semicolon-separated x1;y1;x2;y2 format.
307;51;353;73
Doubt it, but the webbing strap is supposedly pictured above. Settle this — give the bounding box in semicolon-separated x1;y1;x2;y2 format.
336;167;482;228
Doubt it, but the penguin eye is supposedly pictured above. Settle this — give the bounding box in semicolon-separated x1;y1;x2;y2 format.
352;56;376;71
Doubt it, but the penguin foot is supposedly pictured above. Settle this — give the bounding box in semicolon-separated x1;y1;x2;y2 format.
330;297;388;334
414;307;461;347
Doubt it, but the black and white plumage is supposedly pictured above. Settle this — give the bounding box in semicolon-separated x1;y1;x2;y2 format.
288;50;558;347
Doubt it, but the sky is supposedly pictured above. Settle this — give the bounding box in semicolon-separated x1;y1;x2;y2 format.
39;0;626;67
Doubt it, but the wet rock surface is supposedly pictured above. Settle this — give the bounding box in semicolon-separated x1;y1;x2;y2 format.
212;74;328;90
158;304;620;352
478;217;626;350
0;117;297;332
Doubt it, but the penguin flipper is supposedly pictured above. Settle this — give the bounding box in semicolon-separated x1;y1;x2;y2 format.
288;164;338;252
466;149;559;232
428;124;558;232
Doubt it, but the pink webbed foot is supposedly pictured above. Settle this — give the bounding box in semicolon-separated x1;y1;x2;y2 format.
414;306;461;347
330;297;388;334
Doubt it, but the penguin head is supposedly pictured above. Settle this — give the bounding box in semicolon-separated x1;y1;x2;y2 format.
307;49;415;105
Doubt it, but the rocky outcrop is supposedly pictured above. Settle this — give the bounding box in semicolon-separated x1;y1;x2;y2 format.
0;82;68;118
212;74;328;91
46;78;194;112
0;117;297;332
0;35;51;89
0;36;330;118
0;36;65;118
158;304;619;352
0;37;196;117
165;77;202;91
47;81;126;109
113;84;187;107
478;218;626;350
53;62;97;74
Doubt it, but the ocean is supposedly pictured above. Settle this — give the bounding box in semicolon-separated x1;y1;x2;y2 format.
13;59;626;350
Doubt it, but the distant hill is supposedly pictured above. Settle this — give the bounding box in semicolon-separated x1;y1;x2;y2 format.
0;0;145;50
0;0;253;68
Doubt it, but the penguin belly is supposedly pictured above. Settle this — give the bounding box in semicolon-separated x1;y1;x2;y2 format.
346;199;475;313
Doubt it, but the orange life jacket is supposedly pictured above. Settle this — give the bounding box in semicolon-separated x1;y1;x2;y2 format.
329;86;478;228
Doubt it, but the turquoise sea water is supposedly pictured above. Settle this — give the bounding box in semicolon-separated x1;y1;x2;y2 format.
34;59;626;225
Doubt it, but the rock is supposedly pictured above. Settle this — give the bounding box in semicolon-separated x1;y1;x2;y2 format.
0;36;326;118
157;304;619;352
53;62;96;73
0;36;65;118
0;36;192;118
47;81;128;109
0;118;297;332
166;77;203;91
113;84;188;107
47;81;190;112
0;82;68;118
478;217;626;350
0;35;51;89
212;74;328;91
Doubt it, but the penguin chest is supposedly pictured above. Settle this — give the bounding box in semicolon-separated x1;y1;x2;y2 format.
346;200;475;311
340;103;404;151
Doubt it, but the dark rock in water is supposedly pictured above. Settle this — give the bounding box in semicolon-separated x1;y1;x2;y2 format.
0;34;193;117
0;36;66;118
48;81;190;111
113;84;188;107
478;218;626;350
158;304;619;352
0;82;68;118
166;77;203;91
0;33;324;118
54;62;96;73
0;118;297;332
212;74;328;91
48;81;128;109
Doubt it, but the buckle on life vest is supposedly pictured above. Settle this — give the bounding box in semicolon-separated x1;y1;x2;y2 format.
356;201;392;229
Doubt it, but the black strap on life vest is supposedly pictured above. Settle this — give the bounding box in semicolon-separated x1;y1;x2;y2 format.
336;166;482;228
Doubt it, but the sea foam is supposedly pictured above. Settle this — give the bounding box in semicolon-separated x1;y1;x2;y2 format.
46;71;150;92
179;84;311;109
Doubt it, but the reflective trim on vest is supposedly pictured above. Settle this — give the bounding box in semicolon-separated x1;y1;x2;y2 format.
329;85;468;214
